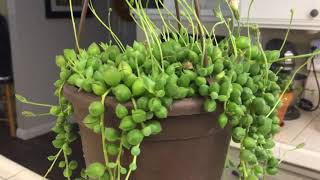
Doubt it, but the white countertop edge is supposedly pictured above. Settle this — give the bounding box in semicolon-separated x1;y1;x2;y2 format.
230;141;320;172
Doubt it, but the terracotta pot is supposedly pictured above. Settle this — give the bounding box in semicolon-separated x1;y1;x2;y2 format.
277;92;294;126
63;84;232;180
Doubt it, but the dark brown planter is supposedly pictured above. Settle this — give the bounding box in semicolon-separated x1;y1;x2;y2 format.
64;84;232;180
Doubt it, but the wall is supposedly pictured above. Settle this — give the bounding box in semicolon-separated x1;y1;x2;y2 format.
0;0;7;16
6;0;127;140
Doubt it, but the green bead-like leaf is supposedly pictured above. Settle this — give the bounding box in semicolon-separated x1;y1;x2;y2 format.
52;139;64;148
69;160;78;170
59;161;66;168
131;146;141;156
85;162;106;179
141;75;155;93
63;168;72;178
115;104;128;119
106;162;117;169
105;128;120;142
129;162;137;171
47;155;56;161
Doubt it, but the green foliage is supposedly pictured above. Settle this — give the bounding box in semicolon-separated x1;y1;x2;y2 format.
51;29;287;179
16;0;313;179
277;72;294;92
85;162;106;179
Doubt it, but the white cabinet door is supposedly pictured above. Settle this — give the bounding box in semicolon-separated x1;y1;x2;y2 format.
163;0;231;20
239;0;320;30
164;0;219;11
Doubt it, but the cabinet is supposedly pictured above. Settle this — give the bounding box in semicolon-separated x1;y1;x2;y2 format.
160;0;320;30
239;0;320;30
163;0;230;17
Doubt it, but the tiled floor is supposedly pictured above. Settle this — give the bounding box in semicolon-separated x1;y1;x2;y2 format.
275;108;320;152
292;115;320;152
0;155;44;180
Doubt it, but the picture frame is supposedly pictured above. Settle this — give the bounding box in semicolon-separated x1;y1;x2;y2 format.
45;0;92;18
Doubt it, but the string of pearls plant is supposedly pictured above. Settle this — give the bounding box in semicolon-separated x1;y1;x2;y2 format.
17;0;318;179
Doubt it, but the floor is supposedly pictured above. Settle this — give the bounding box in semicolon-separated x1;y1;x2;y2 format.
274;107;320;152
0;155;45;180
0;122;85;180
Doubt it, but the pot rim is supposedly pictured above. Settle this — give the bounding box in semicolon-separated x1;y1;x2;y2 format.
63;84;218;116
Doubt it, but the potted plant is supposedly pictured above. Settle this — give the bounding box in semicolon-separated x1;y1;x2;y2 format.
16;0;320;180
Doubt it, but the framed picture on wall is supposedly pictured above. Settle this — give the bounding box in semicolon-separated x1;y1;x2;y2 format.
45;0;92;18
